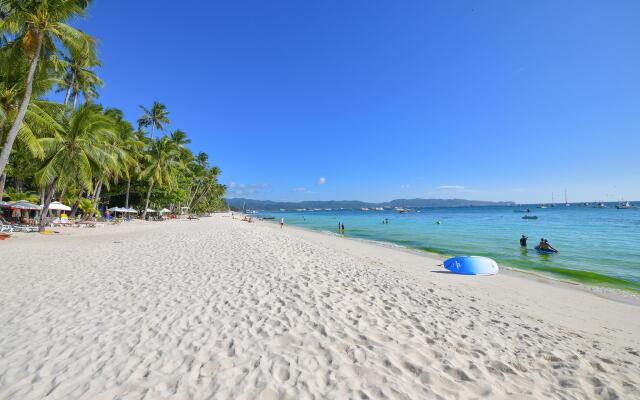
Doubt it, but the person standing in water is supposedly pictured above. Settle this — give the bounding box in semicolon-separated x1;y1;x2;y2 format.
280;217;284;228
520;235;528;247
341;223;345;234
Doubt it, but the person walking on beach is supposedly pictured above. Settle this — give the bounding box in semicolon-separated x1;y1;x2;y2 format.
520;235;528;247
341;223;345;234
280;217;284;228
338;222;342;232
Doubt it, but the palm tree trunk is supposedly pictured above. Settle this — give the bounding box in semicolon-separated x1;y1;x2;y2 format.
69;188;85;218
73;91;79;109
38;180;57;232
142;182;153;220
188;180;203;208
150;125;155;140
59;185;67;203
0;173;5;201
125;178;131;208
0;31;43;176
64;72;76;106
91;180;103;217
90;180;100;199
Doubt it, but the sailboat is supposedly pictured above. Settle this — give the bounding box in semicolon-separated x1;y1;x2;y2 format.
616;198;633;209
564;190;570;207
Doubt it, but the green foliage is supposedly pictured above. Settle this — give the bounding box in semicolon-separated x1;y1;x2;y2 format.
78;197;100;218
0;1;226;215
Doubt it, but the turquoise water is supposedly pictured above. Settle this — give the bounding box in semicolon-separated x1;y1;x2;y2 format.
258;206;640;291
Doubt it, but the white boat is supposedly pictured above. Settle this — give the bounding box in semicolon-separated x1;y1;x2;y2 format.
360;207;369;211
616;200;632;209
537;204;547;209
373;207;384;211
594;202;606;208
564;190;570;207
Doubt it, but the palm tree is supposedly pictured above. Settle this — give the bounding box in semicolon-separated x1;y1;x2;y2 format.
137;101;170;140
57;50;103;108
169;129;190;146
0;0;95;176
104;108;142;208
35;102;115;230
140;136;184;220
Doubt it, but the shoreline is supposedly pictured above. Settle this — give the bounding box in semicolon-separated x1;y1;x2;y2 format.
256;216;640;305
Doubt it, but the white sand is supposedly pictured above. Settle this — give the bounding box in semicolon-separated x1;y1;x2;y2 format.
0;215;639;399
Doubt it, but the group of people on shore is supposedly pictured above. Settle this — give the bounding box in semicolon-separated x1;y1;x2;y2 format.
337;222;345;234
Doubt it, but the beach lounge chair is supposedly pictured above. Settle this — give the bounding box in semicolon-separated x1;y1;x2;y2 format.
1;223;15;233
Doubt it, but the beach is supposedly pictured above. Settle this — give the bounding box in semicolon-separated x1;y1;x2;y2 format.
1;215;639;399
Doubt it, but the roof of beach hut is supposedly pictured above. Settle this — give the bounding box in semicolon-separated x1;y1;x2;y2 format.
107;206;127;212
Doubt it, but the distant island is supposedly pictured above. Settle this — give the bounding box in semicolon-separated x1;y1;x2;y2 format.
226;198;515;211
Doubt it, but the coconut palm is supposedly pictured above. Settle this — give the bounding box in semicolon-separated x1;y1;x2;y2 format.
140;136;184;220
0;0;96;176
57;50;103;108
104;107;143;208
35;102;115;230
137;101;170;140
0;38;65;195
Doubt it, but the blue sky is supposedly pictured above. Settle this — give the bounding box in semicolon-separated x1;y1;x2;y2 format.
74;0;639;203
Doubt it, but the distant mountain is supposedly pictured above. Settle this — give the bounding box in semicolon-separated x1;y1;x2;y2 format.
225;198;515;211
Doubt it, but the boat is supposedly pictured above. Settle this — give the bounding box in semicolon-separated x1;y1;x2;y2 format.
397;208;415;213
535;246;558;254
564;190;570;207
593;202;606;208
360;207;369;211
616;200;633;209
373;207;384;211
522;215;538;220
537;204;547;209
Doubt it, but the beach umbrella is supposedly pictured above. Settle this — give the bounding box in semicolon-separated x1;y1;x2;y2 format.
0;201;9;208
107;206;127;212
145;208;156;213
48;201;72;211
8;200;42;210
159;208;171;213
125;208;137;213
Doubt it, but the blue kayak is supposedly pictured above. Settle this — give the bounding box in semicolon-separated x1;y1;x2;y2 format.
443;256;499;275
535;246;558;254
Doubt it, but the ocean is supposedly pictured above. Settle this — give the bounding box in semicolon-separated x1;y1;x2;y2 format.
257;205;640;292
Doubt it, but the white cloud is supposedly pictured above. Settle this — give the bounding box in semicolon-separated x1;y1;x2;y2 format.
400;184;411;189
318;177;327;185
226;182;270;196
292;187;308;193
438;185;465;191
